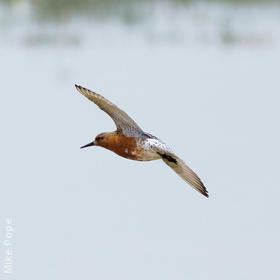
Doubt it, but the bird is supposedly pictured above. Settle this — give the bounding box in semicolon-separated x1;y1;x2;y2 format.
75;84;208;197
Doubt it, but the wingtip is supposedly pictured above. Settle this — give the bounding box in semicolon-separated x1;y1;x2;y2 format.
201;185;209;198
75;84;89;94
75;84;87;94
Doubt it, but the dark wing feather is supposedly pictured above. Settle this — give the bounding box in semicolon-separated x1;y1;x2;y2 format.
75;85;144;137
160;152;208;197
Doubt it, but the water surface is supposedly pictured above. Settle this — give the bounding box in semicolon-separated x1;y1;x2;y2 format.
1;1;280;280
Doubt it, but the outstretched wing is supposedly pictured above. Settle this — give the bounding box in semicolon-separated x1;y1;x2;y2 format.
147;138;208;197
75;85;144;137
161;152;208;197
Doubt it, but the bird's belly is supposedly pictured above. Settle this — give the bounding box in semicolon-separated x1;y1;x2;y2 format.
135;148;161;161
102;134;161;161
112;147;160;161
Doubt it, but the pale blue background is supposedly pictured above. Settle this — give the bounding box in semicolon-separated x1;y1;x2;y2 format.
1;1;280;279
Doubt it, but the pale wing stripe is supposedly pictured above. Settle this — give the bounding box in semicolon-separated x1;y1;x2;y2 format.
75;85;144;136
162;155;208;197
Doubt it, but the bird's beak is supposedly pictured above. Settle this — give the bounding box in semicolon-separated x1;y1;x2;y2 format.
80;141;95;149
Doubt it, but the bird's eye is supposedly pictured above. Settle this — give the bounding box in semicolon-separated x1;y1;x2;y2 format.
96;136;104;141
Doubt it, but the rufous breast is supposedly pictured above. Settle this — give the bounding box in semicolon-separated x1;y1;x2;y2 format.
100;133;141;160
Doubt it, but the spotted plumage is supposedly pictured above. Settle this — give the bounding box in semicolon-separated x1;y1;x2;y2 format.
76;84;208;197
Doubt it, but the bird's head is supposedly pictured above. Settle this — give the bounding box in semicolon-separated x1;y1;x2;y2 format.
80;132;110;149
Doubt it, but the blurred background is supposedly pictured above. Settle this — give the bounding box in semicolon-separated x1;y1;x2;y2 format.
1;0;280;279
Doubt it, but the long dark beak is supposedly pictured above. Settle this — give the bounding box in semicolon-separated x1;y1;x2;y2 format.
80;141;95;149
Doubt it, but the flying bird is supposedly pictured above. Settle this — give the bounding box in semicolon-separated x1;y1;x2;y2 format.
75;85;208;197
